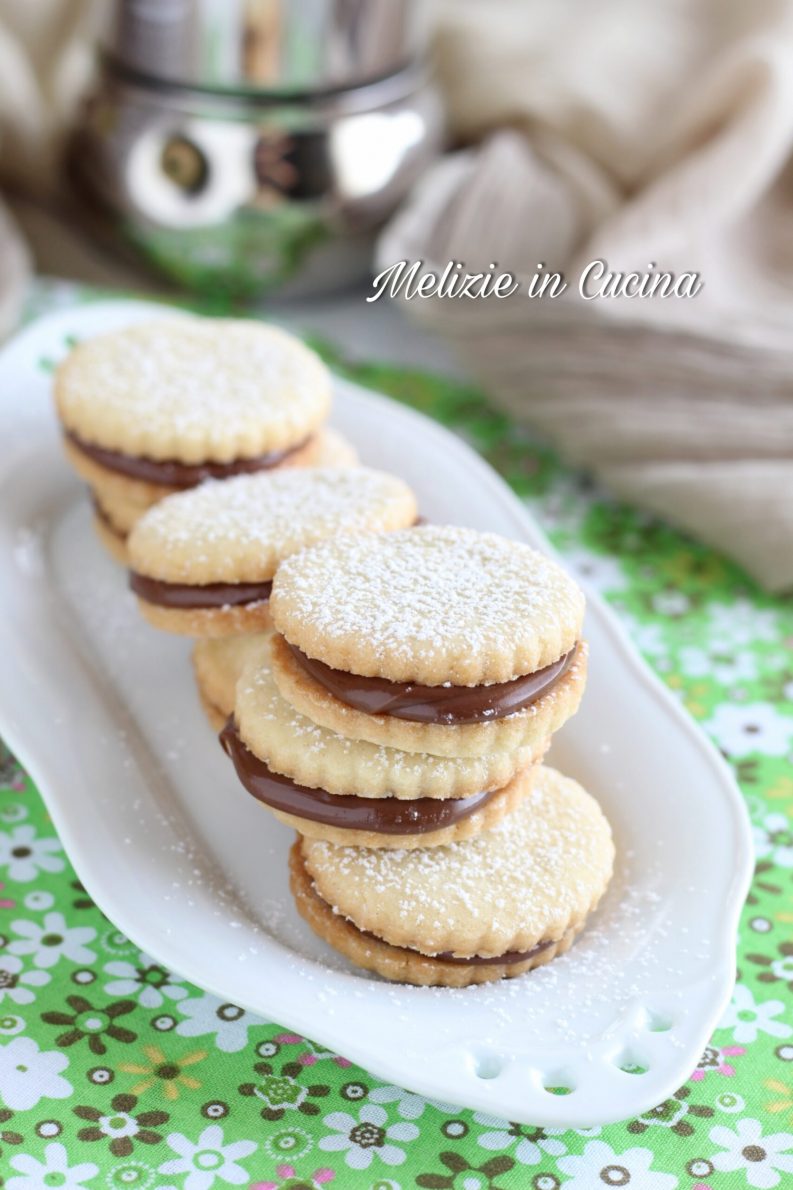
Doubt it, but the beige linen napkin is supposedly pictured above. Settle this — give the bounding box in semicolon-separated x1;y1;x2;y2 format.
379;0;793;591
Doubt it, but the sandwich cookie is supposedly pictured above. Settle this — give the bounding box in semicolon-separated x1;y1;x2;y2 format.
128;467;417;637
291;766;615;986
270;525;587;757
193;634;268;731
220;638;544;847
56;317;331;519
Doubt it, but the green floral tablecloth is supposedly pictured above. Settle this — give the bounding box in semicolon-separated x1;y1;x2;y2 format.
1;283;792;1190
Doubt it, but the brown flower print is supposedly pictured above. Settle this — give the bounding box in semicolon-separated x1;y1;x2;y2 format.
41;995;137;1055
74;1091;168;1157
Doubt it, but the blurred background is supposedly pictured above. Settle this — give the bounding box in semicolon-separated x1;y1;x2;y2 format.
2;0;792;589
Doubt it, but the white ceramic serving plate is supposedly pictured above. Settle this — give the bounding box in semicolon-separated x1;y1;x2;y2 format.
0;301;752;1128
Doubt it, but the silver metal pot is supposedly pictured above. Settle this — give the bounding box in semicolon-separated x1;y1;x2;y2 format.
70;0;443;298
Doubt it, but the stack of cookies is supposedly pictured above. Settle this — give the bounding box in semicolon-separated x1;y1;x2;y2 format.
222;525;614;986
54;316;614;989
54;317;355;562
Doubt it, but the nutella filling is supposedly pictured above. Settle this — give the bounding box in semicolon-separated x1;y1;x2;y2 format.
288;642;577;725
65;428;311;488
130;572;272;610
220;720;498;834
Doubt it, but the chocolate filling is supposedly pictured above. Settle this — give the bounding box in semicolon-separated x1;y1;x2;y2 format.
65;428;311;488
130;572;272;610
220;720;498;834
288;642;577;725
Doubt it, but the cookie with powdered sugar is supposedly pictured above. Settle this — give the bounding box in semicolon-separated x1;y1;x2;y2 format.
128;467;417;637
218;636;545;848
56;317;331;518
269;525;586;757
291;766;614;987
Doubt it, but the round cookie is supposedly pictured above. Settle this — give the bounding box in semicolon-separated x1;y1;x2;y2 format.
271;631;587;758
193;634;268;731
292;766;614;986
56;317;331;515
235;637;543;800
56;317;331;463
128;467;417;637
